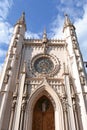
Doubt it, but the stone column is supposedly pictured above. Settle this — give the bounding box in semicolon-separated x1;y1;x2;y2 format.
8;82;18;130
64;73;76;130
19;107;25;130
12;63;26;130
19;83;28;130
62;95;69;130
55;109;60;130
72;96;80;130
55;104;64;130
0;54;16;130
71;56;87;130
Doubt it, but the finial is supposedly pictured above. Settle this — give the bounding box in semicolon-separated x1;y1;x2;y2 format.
64;13;72;26
42;27;48;43
17;12;26;25
63;13;75;32
43;27;46;34
20;12;25;23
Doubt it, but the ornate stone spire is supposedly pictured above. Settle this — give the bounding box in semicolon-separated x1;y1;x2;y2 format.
42;28;48;43
16;12;26;30
64;14;72;25
17;12;25;24
63;14;75;31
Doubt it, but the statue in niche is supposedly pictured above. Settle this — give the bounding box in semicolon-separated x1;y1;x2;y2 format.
42;101;47;112
39;99;49;112
4;74;9;83
80;75;85;85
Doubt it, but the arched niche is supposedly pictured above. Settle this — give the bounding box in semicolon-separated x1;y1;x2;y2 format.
32;95;55;130
25;85;64;130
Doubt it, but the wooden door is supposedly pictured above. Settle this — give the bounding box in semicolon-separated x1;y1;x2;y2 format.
32;96;55;130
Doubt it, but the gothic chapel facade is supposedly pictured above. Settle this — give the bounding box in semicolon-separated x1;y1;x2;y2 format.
0;13;87;130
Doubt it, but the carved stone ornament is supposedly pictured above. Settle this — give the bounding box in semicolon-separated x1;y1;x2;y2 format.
30;54;60;77
4;73;9;84
80;74;85;85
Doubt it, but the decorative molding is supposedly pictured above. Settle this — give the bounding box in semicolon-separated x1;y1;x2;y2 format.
26;77;65;99
29;54;60;77
4;73;9;84
24;39;66;49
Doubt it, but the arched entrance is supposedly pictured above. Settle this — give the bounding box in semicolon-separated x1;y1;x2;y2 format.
32;95;55;130
26;86;64;130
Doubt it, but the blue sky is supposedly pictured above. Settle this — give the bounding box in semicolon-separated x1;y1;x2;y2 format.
0;0;87;72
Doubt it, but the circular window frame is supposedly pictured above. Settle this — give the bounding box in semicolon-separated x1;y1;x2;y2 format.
31;54;60;77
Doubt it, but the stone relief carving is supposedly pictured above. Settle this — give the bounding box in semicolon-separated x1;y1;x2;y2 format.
61;97;68;111
28;54;60;78
4;71;9;84
27;78;65;99
80;72;85;85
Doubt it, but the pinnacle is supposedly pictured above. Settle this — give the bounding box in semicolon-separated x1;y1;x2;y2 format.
17;12;26;25
63;13;75;32
64;14;72;26
43;27;47;34
42;28;48;43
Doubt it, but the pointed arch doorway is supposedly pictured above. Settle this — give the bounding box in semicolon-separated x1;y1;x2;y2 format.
32;95;55;130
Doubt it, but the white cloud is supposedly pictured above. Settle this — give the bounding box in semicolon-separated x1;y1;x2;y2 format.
49;15;64;38
0;0;13;19
0;0;13;45
50;2;87;61
0;49;6;57
0;0;13;74
75;4;87;60
57;0;87;20
25;31;40;39
0;21;13;44
0;63;4;77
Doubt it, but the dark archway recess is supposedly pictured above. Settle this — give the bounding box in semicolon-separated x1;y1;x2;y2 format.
32;95;55;130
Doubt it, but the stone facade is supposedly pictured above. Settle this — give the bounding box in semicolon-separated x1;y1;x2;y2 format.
0;13;87;130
